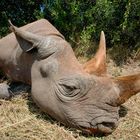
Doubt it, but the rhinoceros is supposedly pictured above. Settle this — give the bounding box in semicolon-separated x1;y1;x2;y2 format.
0;19;139;135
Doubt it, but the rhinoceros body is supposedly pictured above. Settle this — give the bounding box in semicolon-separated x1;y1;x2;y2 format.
0;19;139;135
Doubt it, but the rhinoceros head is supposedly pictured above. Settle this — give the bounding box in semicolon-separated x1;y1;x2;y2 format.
9;20;140;135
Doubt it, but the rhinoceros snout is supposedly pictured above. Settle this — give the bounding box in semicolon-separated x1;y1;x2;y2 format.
97;122;117;134
83;121;118;136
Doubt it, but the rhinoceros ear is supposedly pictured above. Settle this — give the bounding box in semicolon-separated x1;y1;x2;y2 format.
9;20;42;52
83;31;106;76
114;73;140;105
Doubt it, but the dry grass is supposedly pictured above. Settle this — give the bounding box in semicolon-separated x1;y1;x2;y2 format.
0;96;78;140
0;59;140;140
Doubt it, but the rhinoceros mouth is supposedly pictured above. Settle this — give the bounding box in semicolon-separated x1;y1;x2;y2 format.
77;117;118;135
80;122;117;135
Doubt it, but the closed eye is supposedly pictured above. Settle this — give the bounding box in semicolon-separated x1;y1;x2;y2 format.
56;75;91;100
60;84;80;97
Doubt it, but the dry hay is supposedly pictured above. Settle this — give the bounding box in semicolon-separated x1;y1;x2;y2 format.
0;60;140;140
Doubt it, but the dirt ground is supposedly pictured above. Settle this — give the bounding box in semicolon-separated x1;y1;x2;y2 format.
0;59;140;140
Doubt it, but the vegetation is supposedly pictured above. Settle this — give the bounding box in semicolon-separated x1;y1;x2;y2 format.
0;0;42;37
0;0;140;57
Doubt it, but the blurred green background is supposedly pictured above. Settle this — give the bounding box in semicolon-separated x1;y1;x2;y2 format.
0;0;140;59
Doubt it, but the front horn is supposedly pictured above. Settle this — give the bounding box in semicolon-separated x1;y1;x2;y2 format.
114;73;140;105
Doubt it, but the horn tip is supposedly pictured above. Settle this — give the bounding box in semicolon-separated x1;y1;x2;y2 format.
99;31;106;49
101;31;104;34
101;31;105;37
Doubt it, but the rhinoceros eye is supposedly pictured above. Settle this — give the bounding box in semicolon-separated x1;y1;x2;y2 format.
59;82;80;97
60;84;80;97
57;75;90;99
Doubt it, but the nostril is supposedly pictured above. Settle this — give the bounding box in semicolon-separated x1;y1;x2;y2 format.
102;122;116;129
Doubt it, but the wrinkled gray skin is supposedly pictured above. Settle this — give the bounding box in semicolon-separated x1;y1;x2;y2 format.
0;19;139;135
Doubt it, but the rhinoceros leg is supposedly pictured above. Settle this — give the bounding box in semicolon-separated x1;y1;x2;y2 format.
0;82;30;99
0;83;11;99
